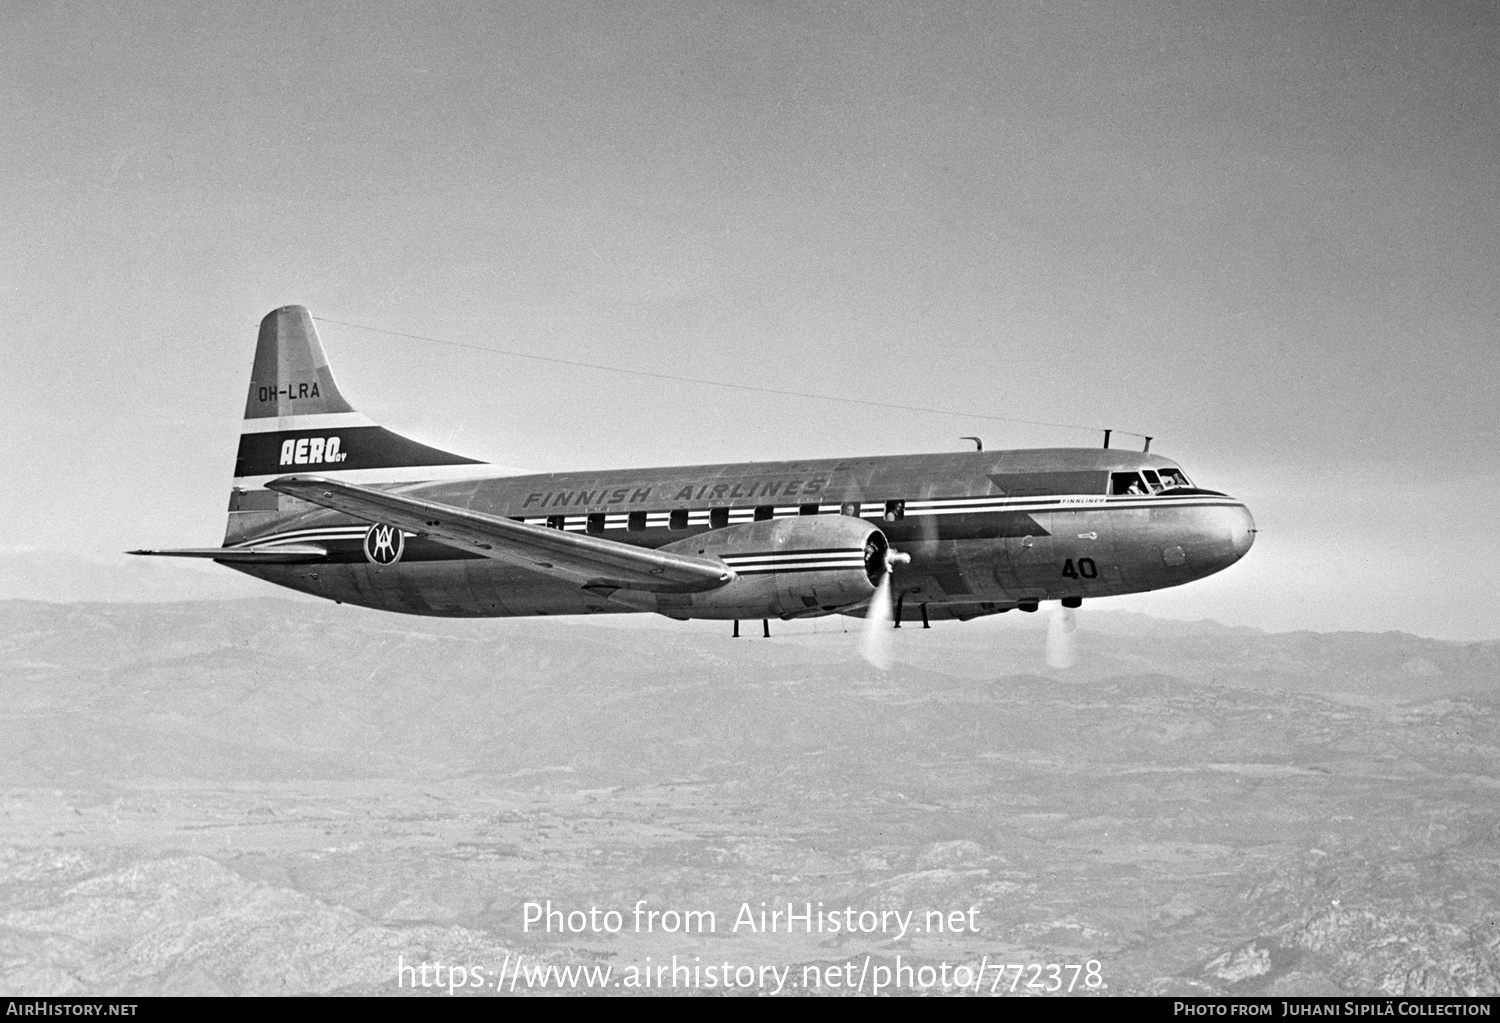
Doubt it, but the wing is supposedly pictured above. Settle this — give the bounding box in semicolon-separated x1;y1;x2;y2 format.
128;544;328;563
265;474;733;594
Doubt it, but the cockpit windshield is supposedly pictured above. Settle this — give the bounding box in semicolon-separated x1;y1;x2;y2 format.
1111;467;1193;496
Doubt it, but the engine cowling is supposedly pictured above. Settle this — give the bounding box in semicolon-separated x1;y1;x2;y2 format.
653;515;889;620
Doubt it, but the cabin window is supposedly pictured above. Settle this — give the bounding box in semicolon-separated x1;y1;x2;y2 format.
1158;467;1191;488
669;509;689;530
1110;472;1149;496
627;511;647;531
753;505;773;521
884;500;905;522
586;513;605;534
546;515;566;529
709;507;729;529
840;501;860;517
799;503;820;516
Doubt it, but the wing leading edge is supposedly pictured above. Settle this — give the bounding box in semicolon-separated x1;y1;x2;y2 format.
264;474;734;594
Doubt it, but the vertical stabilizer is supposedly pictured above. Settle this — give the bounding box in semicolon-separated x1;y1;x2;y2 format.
226;307;488;542
243;305;357;421
133;305;506;561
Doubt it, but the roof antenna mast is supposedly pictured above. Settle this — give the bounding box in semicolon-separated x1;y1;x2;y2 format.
960;436;983;452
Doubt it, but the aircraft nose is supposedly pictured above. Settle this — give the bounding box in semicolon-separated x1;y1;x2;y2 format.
1230;503;1256;559
1151;498;1256;582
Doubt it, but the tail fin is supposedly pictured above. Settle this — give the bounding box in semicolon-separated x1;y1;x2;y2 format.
242;305;358;422
227;307;487;542
124;306;488;556
232;306;485;488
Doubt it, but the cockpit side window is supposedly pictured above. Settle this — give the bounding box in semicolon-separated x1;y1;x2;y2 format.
1110;471;1149;496
1158;467;1191;489
1141;469;1163;493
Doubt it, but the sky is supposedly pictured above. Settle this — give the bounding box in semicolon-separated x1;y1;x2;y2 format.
3;1;1497;639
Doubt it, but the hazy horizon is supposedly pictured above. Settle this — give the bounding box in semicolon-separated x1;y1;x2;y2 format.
0;571;1492;650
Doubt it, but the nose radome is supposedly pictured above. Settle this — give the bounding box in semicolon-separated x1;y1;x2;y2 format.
1230;504;1256;559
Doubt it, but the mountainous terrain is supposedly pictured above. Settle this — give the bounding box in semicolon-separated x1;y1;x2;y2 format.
2;599;1496;996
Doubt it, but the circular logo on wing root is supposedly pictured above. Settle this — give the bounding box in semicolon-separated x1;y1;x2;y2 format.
363;523;405;565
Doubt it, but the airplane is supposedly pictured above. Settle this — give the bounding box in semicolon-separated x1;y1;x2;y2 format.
132;306;1256;665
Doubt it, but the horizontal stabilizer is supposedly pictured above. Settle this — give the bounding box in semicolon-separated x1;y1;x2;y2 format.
265;475;734;593
128;544;328;564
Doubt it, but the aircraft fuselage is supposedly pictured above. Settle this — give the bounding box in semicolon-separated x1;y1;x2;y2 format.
225;446;1255;621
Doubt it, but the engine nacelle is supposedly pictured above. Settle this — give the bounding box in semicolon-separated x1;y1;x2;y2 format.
653;515;888;620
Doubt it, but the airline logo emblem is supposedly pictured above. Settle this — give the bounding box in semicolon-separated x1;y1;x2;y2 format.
279;436;348;466
363;523;405;565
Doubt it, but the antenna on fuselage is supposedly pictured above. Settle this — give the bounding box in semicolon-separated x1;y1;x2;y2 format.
960;436;983;452
1143;436;1152;453
1102;429;1112;449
